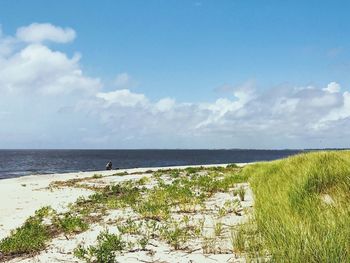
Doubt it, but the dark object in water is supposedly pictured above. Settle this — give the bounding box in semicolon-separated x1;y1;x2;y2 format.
106;161;112;170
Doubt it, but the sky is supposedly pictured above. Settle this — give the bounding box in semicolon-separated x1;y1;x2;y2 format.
0;0;350;149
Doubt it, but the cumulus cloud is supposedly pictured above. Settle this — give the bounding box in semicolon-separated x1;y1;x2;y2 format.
323;82;341;93
154;98;176;112
318;91;350;124
80;80;349;148
0;39;101;96
96;89;148;107
0;23;349;149
16;23;76;43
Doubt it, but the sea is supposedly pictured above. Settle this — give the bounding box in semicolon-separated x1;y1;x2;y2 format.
0;149;305;179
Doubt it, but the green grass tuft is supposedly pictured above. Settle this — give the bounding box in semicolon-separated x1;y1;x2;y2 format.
74;231;126;263
54;213;88;234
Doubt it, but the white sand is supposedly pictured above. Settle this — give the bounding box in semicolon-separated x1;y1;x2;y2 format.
0;163;251;262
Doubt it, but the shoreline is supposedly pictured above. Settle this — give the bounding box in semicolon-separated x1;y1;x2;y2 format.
0;163;249;241
0;162;249;182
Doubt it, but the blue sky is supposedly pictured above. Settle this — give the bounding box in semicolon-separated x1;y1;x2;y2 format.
0;1;350;149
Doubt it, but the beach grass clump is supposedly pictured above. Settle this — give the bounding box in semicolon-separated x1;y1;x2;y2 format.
202;237;217;254
74;231;126;263
237;186;246;201
0;207;52;257
54;213;89;234
160;220;191;250
185;166;203;174
242;150;350;261
92;173;103;179
214;221;223;237
113;171;128;176
170;169;181;178
134;193;171;221
117;218;142;235
136;176;150;185
227;163;239;168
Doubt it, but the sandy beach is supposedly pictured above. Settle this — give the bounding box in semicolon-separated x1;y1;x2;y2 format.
0;163;252;263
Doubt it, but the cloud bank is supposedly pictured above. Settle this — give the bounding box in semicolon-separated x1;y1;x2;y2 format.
0;23;349;149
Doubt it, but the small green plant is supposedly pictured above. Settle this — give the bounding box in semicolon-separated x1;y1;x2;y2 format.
224;199;241;215
218;207;227;217
138;236;149;250
161;221;189;250
237;186;246;201
202;237;216;254
214;221;223;237
113;171;128;176
34;206;55;219
137;176;150;185
170;170;180;178
185;167;201;174
54;213;88;234
230;226;245;254
199;218;205;232
74;231;126;263
92;174;103;179
135;200;170;221
117;218;140;235
182;215;190;227
227;163;239;168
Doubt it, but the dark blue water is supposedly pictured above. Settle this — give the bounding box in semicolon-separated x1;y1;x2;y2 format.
0;149;304;179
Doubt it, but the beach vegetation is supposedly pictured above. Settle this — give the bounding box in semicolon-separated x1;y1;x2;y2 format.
2;163;249;261
113;171;128;176
160;220;189;250
185;166;202;174
0;207;52;257
230;225;245;254
202;237;216;254
240;150;350;261
117;218;141;235
54;213;88;234
136;176;150;185
214;221;223;237
227;163;239;168
237;186;246;201
92;173;103;179
74;231;126;263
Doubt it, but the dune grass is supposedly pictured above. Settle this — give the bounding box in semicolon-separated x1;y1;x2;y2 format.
241;150;350;262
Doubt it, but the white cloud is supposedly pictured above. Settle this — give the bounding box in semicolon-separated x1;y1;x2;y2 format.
16;23;76;43
323;81;341;93
0;43;101;95
96;89;148;107
318;91;350;124
0;25;16;56
154;98;176;112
